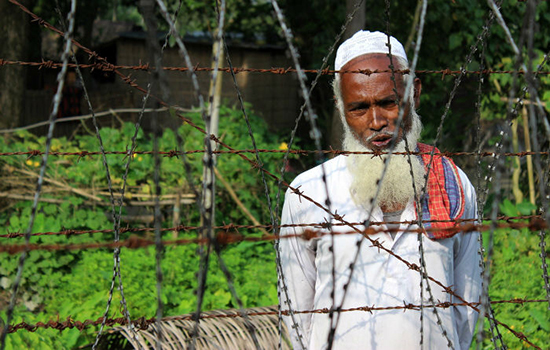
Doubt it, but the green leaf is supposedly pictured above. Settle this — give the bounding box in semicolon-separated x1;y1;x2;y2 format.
516;201;537;215
499;199;518;217
9;216;20;230
168;35;176;48
529;309;550;332
448;33;462;50
68;197;83;206
43;204;57;215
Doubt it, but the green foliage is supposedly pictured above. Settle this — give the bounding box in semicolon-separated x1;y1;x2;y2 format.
109;0;280;44
358;0;549;155
0;104;287;349
476;200;549;349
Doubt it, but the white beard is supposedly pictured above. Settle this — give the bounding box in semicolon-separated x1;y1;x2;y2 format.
343;111;426;212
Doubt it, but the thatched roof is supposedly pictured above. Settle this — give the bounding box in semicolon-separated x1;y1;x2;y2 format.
93;306;292;350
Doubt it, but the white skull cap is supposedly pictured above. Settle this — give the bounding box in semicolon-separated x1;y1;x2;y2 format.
335;30;408;71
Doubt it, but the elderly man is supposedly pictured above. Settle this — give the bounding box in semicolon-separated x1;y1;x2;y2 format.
278;31;482;350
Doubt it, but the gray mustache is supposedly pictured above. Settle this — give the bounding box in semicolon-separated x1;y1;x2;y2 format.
365;132;395;142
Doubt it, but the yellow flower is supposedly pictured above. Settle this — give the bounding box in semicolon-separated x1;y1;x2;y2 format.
278;142;288;150
26;159;33;166
137;156;143;162
33;161;40;167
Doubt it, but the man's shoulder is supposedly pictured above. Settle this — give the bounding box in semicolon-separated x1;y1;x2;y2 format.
282;155;351;222
417;142;475;192
283;155;350;210
288;155;348;189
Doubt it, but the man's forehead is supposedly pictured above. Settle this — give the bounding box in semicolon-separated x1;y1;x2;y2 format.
342;53;398;71
340;54;407;83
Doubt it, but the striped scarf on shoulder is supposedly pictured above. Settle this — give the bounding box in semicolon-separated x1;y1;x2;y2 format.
415;143;465;240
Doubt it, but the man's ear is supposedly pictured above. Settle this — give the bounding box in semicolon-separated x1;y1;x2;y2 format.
413;78;422;108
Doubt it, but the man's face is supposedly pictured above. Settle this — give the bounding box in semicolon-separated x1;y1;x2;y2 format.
340;54;421;151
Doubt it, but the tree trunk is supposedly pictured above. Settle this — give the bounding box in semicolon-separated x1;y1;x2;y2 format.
0;0;31;129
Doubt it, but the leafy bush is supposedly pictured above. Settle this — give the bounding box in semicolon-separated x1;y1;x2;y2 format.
0;104;548;349
0;104;289;349
476;199;549;349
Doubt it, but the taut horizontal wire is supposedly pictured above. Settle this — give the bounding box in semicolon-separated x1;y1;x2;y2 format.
0;218;546;254
6;298;546;334
0;149;548;158
0;215;543;239
1;59;549;77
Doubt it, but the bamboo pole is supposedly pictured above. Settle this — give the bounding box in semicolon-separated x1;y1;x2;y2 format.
200;31;224;238
8;165;103;202
511;119;524;204
0;192;195;207
214;167;269;235
522;105;536;208
173;191;181;239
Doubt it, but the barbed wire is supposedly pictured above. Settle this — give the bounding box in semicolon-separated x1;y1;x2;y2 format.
272;1;368;346
473;7;504;347
2;1;539;331
155;0;211;346
59;5;139;346
1;148;548;158
1;59;550;77
6;297;546;334
138;1;170;348
2;0;548;349
3;8;462;348
0;0;77;348
0;215;543;239
476;1;550;346
0;218;546;255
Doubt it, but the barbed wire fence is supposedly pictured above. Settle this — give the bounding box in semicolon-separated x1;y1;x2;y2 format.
0;0;549;349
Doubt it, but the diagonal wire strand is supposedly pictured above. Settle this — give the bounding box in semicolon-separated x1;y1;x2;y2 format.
325;0;439;346
272;1;365;348
152;1;208;347
91;83;152;349
3;1;548;348
473;18;505;350
0;0;76;348
52;2;141;347
269;2;342;349
523;0;550;310
138;0;173;348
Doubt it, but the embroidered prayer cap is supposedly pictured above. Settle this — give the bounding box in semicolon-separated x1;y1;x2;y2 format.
335;30;408;71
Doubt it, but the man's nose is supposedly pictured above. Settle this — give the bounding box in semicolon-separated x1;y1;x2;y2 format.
369;108;388;131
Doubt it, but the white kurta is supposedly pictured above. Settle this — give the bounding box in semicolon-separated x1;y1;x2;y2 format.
279;155;482;350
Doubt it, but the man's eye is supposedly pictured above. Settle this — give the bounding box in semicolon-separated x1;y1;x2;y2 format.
380;100;398;108
350;105;369;112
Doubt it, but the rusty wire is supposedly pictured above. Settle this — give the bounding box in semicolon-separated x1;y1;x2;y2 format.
3;1;548;349
0;215;543;239
3;2;545;293
0;0;540;322
5;297;546;334
0;1;78;349
473;13;504;348
0;149;548;158
1;58;550;77
0;218;547;255
3;0;542;268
